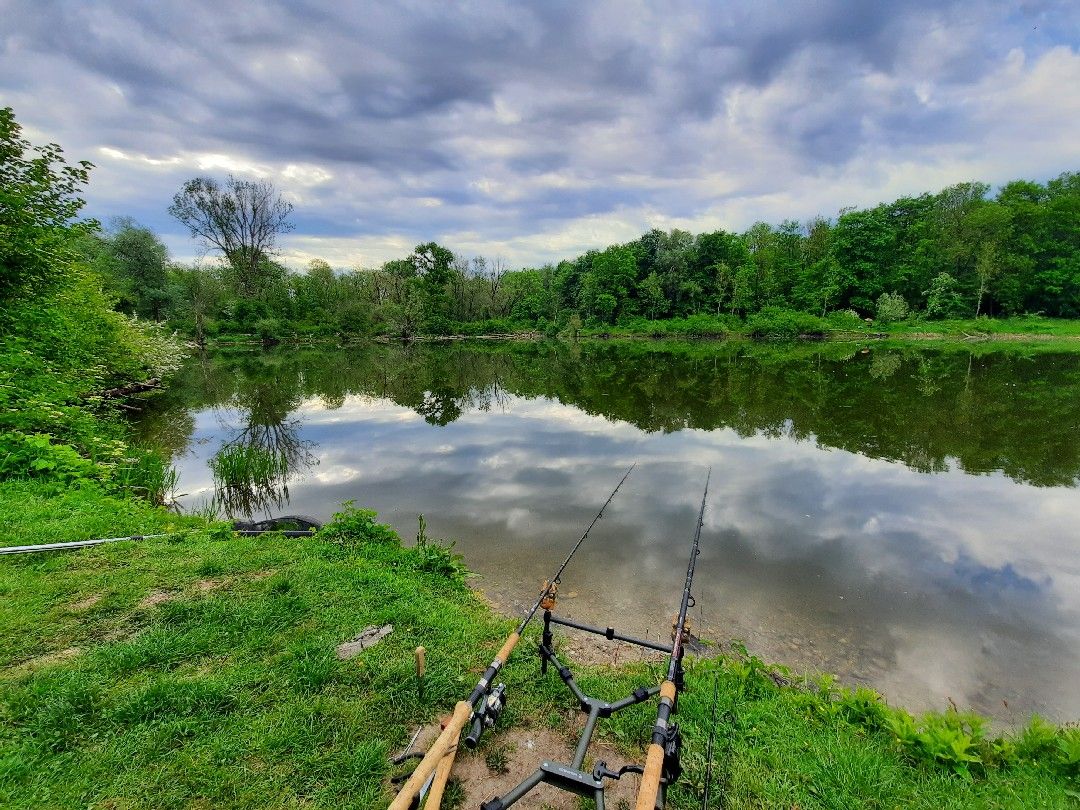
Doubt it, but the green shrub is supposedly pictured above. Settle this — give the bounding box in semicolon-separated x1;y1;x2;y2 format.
1056;727;1080;776
253;317;282;344
746;307;828;339
1016;714;1059;760
319;501;400;547
413;514;467;582
875;291;910;323
924;272;967;319
825;309;868;330
0;432;99;482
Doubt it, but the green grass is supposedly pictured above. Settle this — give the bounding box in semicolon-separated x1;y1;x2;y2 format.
574;312;1080;347
0;481;204;547
1;501;1076;809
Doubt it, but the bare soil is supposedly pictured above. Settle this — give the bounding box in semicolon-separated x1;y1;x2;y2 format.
137;589;179;608
399;720;640;809
68;593;103;611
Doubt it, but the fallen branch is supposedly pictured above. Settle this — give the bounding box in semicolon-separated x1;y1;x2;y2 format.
98;378;162;400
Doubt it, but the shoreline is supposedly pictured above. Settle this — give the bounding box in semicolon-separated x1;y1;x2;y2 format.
193;323;1080;351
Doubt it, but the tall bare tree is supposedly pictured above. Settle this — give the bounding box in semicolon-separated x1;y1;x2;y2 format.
169;175;293;296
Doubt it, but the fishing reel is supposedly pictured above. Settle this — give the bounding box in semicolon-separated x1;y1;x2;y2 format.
661;723;683;784
671;613;693;644
539;580;558;610
465;682;507;748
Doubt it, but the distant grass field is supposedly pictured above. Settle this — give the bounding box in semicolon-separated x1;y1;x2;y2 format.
2;496;1076;809
578;311;1080;345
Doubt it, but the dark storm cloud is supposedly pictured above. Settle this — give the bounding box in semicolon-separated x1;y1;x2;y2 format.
1;0;1076;266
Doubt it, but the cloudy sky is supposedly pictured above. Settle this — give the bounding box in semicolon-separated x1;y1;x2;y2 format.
2;1;1078;269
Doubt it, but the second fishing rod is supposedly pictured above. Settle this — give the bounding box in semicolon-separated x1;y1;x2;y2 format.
389;463;636;810
635;468;710;810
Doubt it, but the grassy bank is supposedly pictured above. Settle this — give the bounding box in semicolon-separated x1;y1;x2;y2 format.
576;311;1080;344
2;502;1077;809
194;312;1080;351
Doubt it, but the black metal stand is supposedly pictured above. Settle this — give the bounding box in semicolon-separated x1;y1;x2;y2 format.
480;610;672;810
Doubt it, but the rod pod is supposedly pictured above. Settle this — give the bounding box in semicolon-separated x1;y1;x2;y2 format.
388;464;635;810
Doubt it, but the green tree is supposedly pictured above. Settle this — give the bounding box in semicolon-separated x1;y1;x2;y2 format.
581;245;637;322
168;265;224;345
637;270;665;319
410;242;455;329
923;272;965;319
168;175;294;297
0;106;95;299
97;218;171;320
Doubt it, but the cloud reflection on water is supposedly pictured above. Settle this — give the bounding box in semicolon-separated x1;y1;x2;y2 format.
167;387;1080;723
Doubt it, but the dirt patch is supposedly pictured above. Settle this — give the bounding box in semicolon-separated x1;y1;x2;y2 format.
5;646;81;677
195;578;228;593
395;719;641;809
452;724;640;809
69;593;103;611
138;589;179;608
102;626;136;643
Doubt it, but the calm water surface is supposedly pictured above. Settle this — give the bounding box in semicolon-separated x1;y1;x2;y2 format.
136;341;1080;723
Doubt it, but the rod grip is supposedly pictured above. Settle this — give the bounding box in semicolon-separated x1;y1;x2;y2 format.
388;701;472;810
496;631;520;663
635;742;666;810
424;742;457;809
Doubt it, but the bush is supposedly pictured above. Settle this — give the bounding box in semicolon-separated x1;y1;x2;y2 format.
825;309;868;331
923;272;967;319
0;432;100;482
319;502;400;547
875;291;910;323
253;317;282;344
746;307;829;339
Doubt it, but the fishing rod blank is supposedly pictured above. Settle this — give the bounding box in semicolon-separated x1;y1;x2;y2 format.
636;468;710;810
388;463;636;810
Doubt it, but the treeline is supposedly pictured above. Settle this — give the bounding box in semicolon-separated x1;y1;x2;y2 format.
32;126;1074;341
119;171;1078;341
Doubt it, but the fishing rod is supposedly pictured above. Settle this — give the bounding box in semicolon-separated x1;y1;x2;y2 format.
635;468;710;810
389;463;636;810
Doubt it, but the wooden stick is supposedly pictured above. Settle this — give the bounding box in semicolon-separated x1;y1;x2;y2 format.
388;701;472;810
424;742;457;809
415;646;426;701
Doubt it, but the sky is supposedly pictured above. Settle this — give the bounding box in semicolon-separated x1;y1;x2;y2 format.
2;0;1079;270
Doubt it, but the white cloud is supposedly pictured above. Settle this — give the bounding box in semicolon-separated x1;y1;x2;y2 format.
1;1;1076;268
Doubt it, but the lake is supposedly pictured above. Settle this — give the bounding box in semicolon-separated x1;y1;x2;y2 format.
135;340;1080;724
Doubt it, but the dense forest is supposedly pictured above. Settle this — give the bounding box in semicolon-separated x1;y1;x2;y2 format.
95;169;1080;341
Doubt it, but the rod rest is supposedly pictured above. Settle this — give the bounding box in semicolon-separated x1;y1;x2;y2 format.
547;614;671;654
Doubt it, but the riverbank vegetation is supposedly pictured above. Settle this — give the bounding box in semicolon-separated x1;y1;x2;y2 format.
0;107;183;507
115;167;1080;343
1;507;1077;808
